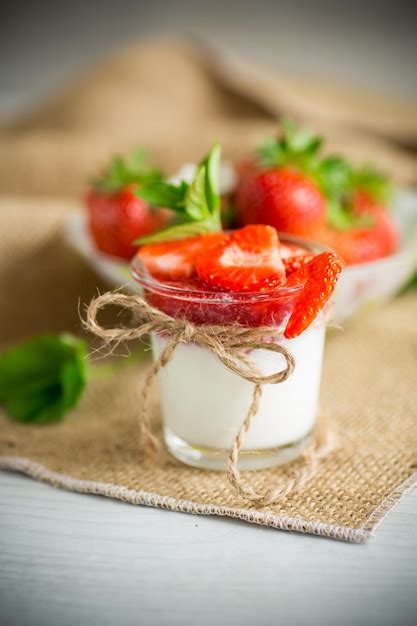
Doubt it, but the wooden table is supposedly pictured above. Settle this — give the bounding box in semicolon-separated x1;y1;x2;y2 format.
1;471;416;626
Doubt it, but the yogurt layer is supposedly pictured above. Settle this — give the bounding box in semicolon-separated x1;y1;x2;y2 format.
151;323;325;451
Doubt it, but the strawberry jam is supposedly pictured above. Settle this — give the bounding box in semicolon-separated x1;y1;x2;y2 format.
132;230;342;335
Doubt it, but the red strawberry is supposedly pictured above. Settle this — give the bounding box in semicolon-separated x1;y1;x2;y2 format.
138;232;227;281
86;186;169;260
279;242;315;276
284;252;344;338
236;166;326;237
283;253;315;277
196;225;285;292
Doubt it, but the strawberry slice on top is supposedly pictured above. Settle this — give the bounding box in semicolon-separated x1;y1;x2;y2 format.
138;232;227;281
284;252;344;338
196;225;286;292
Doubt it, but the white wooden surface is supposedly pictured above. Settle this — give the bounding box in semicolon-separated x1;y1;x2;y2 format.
0;471;416;626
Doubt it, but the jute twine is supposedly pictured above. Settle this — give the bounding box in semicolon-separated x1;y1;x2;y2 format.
84;292;335;507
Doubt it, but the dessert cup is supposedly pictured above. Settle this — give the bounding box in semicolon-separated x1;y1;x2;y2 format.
132;237;328;471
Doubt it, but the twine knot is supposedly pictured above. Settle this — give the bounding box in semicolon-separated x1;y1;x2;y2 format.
84;292;334;507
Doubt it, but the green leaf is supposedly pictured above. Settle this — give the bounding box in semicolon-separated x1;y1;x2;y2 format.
135;220;217;245
0;334;87;424
135;144;222;245
257;139;285;168
256;118;322;171
137;180;189;212
281;118;323;154
184;164;210;220
316;156;352;198
93;148;163;193
203;142;221;215
351;166;392;203
400;271;417;294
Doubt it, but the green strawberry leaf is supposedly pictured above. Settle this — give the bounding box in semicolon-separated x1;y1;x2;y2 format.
281;118;323;154
351;166;392;203
135;144;222;245
93;148;163;193
257;138;285;168
0;334;87;424
316;156;352;198
257;118;323;170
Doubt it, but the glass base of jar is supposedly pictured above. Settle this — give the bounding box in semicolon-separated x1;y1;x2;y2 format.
164;427;313;471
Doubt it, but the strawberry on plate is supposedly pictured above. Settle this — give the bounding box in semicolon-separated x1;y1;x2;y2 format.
235;120;399;266
235;121;326;237
196;225;286;292
236;166;326;238
85;149;170;260
284;252;345;338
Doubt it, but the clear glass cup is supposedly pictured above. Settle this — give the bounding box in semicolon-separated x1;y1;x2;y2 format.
132;236;328;471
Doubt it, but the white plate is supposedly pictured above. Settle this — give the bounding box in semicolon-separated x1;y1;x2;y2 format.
64;188;417;324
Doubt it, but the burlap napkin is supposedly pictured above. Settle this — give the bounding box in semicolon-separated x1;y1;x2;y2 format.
0;38;416;197
0;200;416;542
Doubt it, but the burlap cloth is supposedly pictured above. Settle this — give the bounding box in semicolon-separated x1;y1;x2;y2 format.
0;199;416;542
0;38;416;196
0;40;416;541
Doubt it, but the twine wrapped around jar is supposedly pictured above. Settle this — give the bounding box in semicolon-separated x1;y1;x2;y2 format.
84;292;336;507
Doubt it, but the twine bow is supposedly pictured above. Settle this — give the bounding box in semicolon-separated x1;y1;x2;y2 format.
84;292;334;507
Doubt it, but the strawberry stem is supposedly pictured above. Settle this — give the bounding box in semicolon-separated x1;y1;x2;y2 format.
92;148;163;193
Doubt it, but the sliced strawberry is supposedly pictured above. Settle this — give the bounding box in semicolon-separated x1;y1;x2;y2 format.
280;242;315;277
138;232;227;281
196;225;285;292
279;243;308;259
284;252;344;338
283;253;315;277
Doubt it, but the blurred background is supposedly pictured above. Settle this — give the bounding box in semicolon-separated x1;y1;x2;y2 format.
2;0;416;118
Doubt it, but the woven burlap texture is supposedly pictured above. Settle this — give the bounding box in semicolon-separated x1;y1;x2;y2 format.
0;200;416;542
0;39;416;197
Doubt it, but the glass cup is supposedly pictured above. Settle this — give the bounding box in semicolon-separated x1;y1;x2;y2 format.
132;236;328;471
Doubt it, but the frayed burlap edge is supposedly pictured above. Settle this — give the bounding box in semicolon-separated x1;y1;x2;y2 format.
1;456;415;543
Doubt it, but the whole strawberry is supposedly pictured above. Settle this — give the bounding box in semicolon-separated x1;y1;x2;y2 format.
236;120;326;237
85;149;169;260
236;166;326;237
236;120;399;265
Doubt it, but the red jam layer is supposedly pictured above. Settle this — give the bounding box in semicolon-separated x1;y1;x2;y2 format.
132;246;305;329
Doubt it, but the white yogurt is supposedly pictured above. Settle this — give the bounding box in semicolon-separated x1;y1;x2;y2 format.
151;324;325;454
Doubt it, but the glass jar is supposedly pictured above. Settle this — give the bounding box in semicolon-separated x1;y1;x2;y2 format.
132;237;328;471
